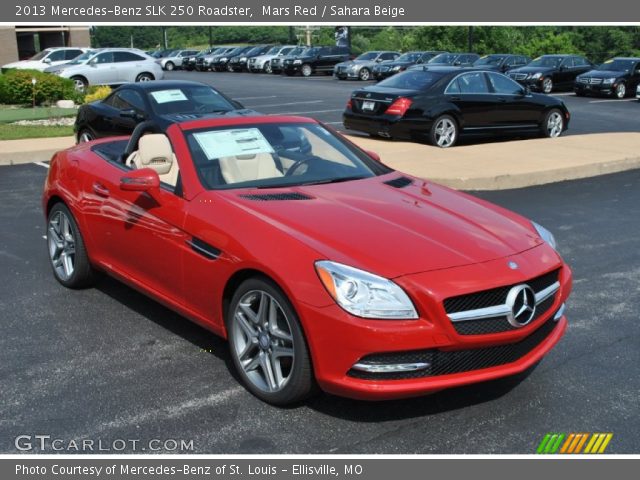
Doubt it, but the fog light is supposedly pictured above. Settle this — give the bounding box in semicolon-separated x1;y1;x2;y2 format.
351;362;430;373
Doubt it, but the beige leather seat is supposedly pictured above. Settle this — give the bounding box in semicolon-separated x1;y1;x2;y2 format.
219;153;283;184
125;134;179;187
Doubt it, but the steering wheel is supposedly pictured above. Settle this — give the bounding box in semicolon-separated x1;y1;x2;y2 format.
285;158;313;177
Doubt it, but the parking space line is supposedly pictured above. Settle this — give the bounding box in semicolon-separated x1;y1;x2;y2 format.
270;109;343;115
34;162;49;169
234;95;277;100
588;98;637;103
245;100;324;108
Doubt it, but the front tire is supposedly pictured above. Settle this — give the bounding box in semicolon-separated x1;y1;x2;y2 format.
135;72;154;82
541;108;565;138
614;82;626;99
430;115;458;148
47;203;95;289
301;64;313;77
164;61;174;71
264;61;272;74
542;78;553;94
227;277;316;405
358;68;371;81
71;76;88;93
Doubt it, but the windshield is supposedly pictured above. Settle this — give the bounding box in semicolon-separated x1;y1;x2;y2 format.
429;53;457;64
279;47;295;55
185;123;383;190
245;46;265;56
597;59;636;71
67;51;94;65
529;56;563;68
356;52;379;61
148;86;235;115
377;70;444;90
287;47;305;57
265;47;280;55
305;47;320;56
30;50;52;61
474;55;506;66
396;52;421;62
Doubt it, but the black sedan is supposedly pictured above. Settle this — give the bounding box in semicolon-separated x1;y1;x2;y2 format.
343;67;570;148
574;57;640;99
227;45;273;72
472;54;531;73
420;52;480;67
373;51;445;80
508;54;593;93
74;80;253;143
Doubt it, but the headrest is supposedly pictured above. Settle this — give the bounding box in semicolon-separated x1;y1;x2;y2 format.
138;134;173;175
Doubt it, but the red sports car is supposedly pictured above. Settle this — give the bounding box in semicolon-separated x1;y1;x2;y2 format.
43;115;572;405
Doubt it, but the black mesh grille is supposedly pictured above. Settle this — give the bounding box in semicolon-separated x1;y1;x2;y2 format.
453;294;556;335
348;317;559;380
383;176;413;188
444;269;560;314
239;193;313;201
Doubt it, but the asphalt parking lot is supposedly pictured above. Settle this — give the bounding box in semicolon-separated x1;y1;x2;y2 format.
165;70;640;137
0;159;638;453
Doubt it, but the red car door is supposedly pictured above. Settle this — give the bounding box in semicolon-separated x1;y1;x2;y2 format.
79;150;188;303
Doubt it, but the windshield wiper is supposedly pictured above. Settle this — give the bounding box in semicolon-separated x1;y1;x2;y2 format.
297;175;368;186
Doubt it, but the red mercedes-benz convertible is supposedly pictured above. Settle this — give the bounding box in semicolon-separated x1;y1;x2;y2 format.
43;115;572;405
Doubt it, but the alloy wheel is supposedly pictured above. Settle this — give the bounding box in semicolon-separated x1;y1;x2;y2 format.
78;130;93;143
165;62;174;71
264;61;272;74
48;210;76;281
301;64;312;77
434;118;457;147
137;74;152;82
542;78;553;94
615;83;626;99
72;78;87;92
231;290;295;393
546;111;564;137
359;68;370;81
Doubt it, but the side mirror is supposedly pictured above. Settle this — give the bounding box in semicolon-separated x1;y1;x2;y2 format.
376;58;383;63
120;109;144;120
520;86;531;96
120;168;160;192
453;61;461;66
43;57;52;64
365;150;381;162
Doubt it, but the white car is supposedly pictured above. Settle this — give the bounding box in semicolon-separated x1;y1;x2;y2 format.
56;49;164;91
2;47;88;72
248;45;297;73
157;50;199;71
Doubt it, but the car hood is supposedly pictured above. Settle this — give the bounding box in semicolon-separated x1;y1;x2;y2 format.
218;175;541;278
581;69;628;78
2;60;43;69
160;109;259;123
510;66;555;74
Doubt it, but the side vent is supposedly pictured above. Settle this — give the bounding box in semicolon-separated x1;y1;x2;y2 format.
239;192;313;201
383;176;413;188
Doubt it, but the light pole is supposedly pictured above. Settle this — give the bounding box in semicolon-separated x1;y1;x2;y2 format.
31;78;37;109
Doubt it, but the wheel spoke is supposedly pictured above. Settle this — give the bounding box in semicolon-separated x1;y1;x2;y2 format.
256;292;269;325
238;302;258;324
238;338;258;361
271;345;294;359
259;352;278;391
243;354;261;372
236;310;258;338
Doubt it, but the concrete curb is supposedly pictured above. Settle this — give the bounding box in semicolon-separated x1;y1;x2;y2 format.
1;133;639;191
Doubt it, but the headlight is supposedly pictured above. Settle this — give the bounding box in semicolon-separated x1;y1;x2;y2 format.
293;59;302;64
349;64;358;71
240;57;247;62
531;72;542;79
220;57;228;62
532;221;557;250
315;261;418;319
603;77;616;84
392;65;402;71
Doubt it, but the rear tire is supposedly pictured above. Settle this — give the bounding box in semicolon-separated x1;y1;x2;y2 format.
429;115;459;148
47;203;96;289
227;277;316;406
77;128;95;144
541;108;565;138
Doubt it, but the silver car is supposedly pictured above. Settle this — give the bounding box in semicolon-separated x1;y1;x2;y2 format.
157;49;199;71
334;51;400;81
248;45;298;73
57;48;164;91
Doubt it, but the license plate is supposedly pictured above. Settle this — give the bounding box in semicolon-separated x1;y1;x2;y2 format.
362;101;376;111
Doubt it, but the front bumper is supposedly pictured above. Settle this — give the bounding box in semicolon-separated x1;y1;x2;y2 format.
298;247;572;400
283;64;302;74
335;69;360;79
511;76;546;91
574;82;616;97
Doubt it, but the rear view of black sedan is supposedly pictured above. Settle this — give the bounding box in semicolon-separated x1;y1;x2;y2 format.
74;80;252;143
343;67;570;147
575;57;640;99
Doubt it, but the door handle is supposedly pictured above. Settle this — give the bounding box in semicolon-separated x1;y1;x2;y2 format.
497;97;508;102
92;182;110;197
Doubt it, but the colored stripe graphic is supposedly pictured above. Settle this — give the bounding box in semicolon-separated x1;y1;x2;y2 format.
538;433;613;454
